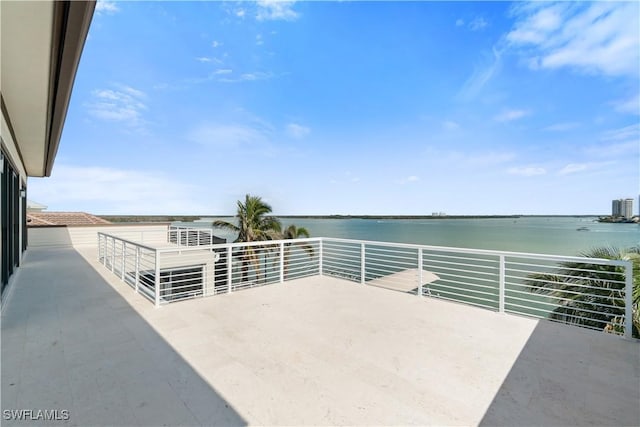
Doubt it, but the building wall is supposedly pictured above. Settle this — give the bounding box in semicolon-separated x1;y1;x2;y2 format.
1;106;28;299
28;224;171;248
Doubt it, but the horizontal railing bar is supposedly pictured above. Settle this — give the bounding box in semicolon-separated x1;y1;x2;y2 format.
506;259;626;272
428;282;497;298
321;237;627;266
98;232;158;251
366;258;416;270
423;260;497;274
506;265;625;280
423;252;498;265
366;252;417;263
505;291;621;312
430;270;497;285
505;303;614;326
509;275;626;289
428;291;496;307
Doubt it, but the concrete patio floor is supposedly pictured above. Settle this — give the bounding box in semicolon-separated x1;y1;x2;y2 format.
2;247;639;426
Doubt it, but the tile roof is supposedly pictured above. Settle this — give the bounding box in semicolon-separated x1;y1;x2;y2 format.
27;212;111;227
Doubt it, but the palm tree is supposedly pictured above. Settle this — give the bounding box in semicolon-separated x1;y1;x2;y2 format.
281;224;314;279
214;195;282;283
525;246;640;338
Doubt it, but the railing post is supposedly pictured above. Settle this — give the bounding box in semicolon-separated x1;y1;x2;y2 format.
134;246;140;293
280;242;285;283
418;248;423;297
319;239;323;276
624;261;633;339
499;255;505;313
103;235;107;265
121;242;126;280
227;246;232;294
111;238;115;272
361;243;366;284
154;251;161;308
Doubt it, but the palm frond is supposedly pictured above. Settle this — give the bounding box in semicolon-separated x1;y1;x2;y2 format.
525;246;639;338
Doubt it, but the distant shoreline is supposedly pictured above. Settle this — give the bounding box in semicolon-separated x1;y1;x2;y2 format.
99;214;604;223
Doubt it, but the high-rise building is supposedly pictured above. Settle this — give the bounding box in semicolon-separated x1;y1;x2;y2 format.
622;198;633;219
612;198;634;219
612;199;622;216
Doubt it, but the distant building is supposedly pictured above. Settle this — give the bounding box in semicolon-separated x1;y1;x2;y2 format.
612;200;621;217
622;198;633;219
612;198;634;219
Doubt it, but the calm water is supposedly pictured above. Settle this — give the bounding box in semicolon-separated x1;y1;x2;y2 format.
177;216;638;317
192;216;639;256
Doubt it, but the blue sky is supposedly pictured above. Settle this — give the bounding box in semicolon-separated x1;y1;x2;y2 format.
30;0;639;215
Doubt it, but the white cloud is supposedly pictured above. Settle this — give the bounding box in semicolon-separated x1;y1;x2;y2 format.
256;0;299;21
601;124;639;142
236;9;246;18
95;0;119;14
256;34;264;46
587;140;638;158
507;166;546;176
195;57;212;63
188;123;268;148
211;40;223;48
442;120;460;131
214;69;233;75
456;19;464;27
469;17;488;31
612;93;640;115
30;165;207;215
494;109;530;122
507;3;566;44
557;161;615;176
286;123;310;139
557;163;588;175
87;85;147;128
458;47;502;100
219;71;274;83
586;125;640;158
543;122;581;132
507;2;640;77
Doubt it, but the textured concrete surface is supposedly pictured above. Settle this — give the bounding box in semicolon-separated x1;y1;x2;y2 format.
2;247;638;426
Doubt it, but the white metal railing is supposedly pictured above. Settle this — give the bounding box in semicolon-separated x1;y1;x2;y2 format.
98;232;158;303
97;230;635;339
168;226;221;247
98;231;321;307
320;237;634;339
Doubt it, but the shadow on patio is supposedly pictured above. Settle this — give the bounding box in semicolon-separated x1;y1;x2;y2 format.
1;247;246;426
479;318;640;426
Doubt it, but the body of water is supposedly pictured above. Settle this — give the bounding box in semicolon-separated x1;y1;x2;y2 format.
175;216;637;323
187;216;639;256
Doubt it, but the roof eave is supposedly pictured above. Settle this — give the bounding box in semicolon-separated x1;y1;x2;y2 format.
42;0;95;177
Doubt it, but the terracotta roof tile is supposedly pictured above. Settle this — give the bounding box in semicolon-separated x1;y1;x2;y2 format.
27;212;111;227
